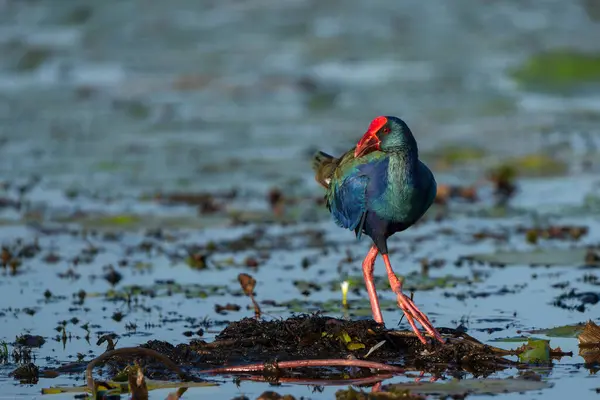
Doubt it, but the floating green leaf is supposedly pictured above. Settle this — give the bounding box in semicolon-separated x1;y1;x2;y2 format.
511;49;600;90
517;339;551;363
103;282;228;300
490;336;541;343
326;272;472;293
337;376;551;398
527;323;585;338
466;248;590;267
424;145;487;170
270;298;398;316
42;380;216;395
509;154;567;177
16;48;52;71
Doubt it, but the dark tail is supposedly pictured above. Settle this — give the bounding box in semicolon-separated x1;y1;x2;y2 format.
312;151;337;189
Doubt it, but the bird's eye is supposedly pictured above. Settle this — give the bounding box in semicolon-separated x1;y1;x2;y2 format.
381;127;391;134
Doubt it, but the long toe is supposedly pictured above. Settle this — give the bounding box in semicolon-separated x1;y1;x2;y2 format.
398;294;445;344
398;303;427;344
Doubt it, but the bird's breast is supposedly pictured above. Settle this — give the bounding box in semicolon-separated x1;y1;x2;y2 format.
368;154;423;223
371;185;421;223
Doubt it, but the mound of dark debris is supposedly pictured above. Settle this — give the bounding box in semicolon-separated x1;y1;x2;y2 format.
95;315;518;381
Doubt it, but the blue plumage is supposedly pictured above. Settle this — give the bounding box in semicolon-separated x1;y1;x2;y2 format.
329;174;369;234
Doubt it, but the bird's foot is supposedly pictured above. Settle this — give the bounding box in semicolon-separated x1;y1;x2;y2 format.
395;292;445;345
381;253;445;345
415;371;440;383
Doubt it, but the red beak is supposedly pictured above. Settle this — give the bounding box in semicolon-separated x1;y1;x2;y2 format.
354;116;387;158
354;132;380;158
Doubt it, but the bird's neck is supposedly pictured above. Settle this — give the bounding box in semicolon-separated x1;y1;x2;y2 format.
387;147;418;185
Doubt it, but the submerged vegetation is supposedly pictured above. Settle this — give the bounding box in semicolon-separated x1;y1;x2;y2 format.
512;49;600;91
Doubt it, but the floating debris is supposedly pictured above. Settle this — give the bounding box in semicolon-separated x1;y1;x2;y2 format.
238;273;261;318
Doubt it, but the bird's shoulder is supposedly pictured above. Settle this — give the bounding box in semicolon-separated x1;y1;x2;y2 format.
331;150;388;184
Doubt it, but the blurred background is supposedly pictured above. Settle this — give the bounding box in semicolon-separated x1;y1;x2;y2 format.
1;0;600;202
2;1;600;398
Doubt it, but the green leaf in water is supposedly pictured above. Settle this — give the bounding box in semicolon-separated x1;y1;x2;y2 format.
517;339;551;363
511;49;600;90
102;282;227;301
336;376;551;398
527;323;586;338
16;48;53;71
328;272;472;293
424;145;487;171
465;248;591;267
490;336;541;343
42;380;216;395
507;154;567;177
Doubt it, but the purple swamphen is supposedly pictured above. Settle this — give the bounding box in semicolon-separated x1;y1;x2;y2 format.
312;116;444;344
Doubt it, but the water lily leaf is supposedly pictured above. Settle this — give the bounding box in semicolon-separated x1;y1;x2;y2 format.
425;145;487;170
511;49;600;91
103;282;228;300
527;323;585;338
361;376;551;396
466;248;590;267
270;298;399;316
490;336;541;343
508;154;567;177
57;214;230;231
327;272;473;293
40;388;64;394
42;380;216;395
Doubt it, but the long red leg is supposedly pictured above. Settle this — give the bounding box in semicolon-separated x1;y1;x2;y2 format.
382;254;445;344
362;245;384;324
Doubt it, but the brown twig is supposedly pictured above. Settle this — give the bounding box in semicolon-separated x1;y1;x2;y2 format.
86;347;188;396
249;294;261;318
128;364;148;400
201;359;404;374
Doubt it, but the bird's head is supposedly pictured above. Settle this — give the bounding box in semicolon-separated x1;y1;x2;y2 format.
354;116;417;158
